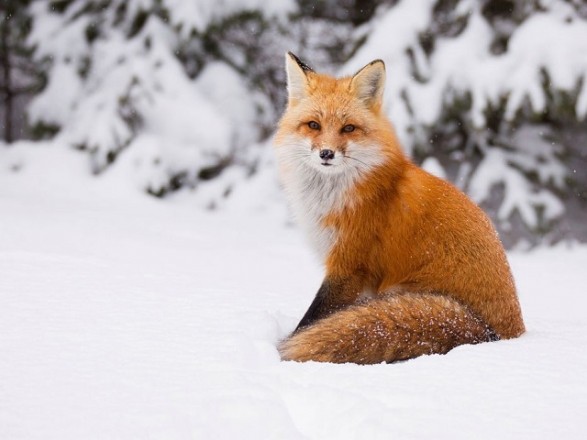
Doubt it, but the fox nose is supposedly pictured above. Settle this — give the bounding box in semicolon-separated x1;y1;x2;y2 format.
319;149;335;160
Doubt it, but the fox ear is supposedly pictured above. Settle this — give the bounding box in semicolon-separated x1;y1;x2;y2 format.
285;52;313;102
350;60;386;108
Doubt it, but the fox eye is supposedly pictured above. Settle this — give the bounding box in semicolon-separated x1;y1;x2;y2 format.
308;121;321;130
342;124;355;133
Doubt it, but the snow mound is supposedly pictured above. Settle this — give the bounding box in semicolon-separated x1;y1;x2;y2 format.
1;149;587;439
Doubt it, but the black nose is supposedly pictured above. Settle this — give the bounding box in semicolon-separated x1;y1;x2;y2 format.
319;149;335;160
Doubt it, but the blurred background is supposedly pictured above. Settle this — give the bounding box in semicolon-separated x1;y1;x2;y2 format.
1;0;586;248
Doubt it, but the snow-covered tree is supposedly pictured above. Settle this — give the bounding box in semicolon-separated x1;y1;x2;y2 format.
26;0;353;201
344;0;587;246
16;0;587;246
29;0;230;193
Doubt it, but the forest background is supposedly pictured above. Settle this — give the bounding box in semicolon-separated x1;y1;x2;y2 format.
1;0;587;247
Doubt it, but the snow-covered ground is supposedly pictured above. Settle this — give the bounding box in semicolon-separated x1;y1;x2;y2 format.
1;143;587;439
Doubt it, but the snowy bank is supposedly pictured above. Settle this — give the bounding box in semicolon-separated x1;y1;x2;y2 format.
1;141;586;439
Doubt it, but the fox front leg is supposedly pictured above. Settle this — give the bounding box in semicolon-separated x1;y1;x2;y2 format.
294;276;363;333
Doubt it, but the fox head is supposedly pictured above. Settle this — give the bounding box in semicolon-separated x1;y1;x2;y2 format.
275;52;399;176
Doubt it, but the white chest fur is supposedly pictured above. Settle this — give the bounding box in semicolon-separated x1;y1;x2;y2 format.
275;138;384;261
279;163;357;261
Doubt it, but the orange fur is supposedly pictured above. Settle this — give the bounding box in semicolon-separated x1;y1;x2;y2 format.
279;293;496;364
274;53;525;364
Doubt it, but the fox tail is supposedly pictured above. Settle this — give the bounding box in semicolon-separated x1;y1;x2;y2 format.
279;293;497;364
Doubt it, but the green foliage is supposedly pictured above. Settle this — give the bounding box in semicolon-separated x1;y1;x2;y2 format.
8;0;587;245
28;121;60;140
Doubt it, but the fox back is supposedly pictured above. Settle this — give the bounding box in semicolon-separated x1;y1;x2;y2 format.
274;53;525;364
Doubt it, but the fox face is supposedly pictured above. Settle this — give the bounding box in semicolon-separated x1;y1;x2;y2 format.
274;53;403;258
275;52;392;177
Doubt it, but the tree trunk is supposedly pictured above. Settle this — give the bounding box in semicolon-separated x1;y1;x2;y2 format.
1;12;13;144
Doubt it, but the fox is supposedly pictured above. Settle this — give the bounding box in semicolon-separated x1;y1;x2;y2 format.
273;52;525;364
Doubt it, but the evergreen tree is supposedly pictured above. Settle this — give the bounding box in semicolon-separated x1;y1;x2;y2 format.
27;0;352;198
13;0;587;246
345;0;587;246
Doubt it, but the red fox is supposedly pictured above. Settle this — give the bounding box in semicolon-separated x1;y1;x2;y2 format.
274;52;525;364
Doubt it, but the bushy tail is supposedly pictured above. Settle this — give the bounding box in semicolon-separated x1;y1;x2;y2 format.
279;293;497;364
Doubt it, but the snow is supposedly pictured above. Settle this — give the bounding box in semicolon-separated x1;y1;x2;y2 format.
23;0;586;240
27;1;273;196
1;142;587;439
376;0;587;132
468;147;565;228
420;156;447;180
163;0;296;35
195;61;265;148
339;0;584;233
341;0;436;149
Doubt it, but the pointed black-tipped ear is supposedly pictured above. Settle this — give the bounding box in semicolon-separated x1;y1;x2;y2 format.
350;59;386;108
285;52;313;102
